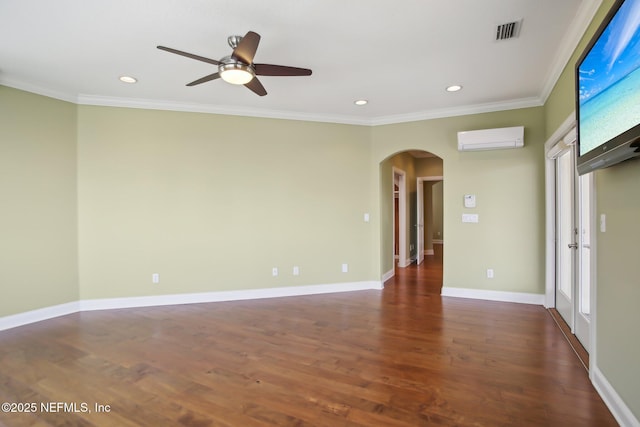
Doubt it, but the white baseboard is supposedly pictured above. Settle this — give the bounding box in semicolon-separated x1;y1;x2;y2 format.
0;301;80;331
382;269;395;284
80;281;383;312
424;249;434;256
441;286;545;305
0;281;383;331
592;365;640;427
433;239;443;244
398;258;412;268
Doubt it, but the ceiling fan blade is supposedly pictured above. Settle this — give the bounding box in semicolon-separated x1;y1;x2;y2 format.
186;72;221;86
244;77;267;96
232;31;261;64
157;46;220;66
254;63;312;76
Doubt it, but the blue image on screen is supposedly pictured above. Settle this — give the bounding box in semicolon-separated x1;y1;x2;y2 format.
578;0;640;155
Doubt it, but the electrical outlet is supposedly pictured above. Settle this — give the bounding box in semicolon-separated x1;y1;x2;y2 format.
272;267;278;277
341;263;349;273
487;269;494;279
293;266;300;276
152;273;160;284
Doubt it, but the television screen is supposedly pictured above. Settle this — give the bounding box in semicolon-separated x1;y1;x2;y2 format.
576;0;640;174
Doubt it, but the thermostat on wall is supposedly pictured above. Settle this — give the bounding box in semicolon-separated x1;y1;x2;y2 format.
464;194;476;208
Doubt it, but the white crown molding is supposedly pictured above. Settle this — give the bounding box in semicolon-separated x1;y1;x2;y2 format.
368;97;545;126
3;79;545;127
77;94;547;126
539;0;603;104
0;78;78;104
441;286;545;305
76;93;374;126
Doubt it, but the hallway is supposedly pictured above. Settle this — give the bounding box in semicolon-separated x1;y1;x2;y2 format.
385;243;443;294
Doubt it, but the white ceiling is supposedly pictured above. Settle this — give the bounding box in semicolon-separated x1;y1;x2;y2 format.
0;0;600;125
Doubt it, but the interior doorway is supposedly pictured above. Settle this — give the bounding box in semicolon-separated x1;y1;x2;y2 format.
393;168;407;269
384;150;443;289
416;176;444;266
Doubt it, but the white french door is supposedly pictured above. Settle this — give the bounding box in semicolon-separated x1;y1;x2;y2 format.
555;149;575;328
575;173;592;349
554;145;592;351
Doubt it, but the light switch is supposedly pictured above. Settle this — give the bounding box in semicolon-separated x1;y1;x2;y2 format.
600;214;606;232
462;214;479;223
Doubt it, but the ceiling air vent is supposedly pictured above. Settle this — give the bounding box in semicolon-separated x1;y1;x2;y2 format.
495;20;522;41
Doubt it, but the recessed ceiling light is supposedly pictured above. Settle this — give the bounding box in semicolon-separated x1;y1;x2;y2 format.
446;85;462;92
354;99;368;106
119;76;138;84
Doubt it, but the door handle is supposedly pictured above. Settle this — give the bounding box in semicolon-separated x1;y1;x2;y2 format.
568;243;578;249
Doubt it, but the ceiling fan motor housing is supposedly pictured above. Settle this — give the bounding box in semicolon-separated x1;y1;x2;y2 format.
227;35;243;49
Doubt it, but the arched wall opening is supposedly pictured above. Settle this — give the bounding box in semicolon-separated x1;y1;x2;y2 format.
379;150;443;284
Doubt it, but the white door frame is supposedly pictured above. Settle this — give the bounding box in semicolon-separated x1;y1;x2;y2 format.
416;176;444;265
393;168;408;268
544;112;597;369
545;113;575;308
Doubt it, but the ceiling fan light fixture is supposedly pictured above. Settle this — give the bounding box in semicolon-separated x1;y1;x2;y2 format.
219;62;255;85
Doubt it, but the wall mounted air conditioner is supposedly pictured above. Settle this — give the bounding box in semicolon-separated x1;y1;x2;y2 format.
457;126;524;151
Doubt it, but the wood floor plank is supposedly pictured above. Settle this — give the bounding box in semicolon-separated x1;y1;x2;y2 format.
0;249;618;426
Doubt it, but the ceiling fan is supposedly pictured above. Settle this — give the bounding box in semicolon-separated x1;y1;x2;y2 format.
157;31;312;96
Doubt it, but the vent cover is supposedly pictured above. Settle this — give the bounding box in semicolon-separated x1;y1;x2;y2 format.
496;20;522;41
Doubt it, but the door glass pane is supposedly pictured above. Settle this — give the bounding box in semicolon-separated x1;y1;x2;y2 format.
557;151;573;299
579;174;591;316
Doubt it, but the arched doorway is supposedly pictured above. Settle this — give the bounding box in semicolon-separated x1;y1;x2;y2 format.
380;149;443;292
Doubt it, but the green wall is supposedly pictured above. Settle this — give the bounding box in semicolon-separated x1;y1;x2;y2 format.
1;86;546;308
0;86;78;315
373;108;546;295
596;160;640;418
77;106;373;299
544;0;640;420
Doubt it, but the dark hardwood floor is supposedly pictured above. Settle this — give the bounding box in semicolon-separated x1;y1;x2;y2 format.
0;247;617;426
385;243;444;294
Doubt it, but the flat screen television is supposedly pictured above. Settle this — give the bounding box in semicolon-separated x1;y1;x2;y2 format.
576;0;640;175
